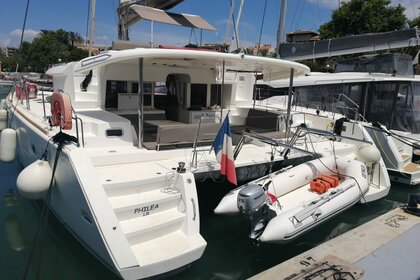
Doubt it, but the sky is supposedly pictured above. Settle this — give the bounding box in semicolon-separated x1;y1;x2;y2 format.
0;0;418;49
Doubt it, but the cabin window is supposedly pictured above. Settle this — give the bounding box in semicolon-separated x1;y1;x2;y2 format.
105;80;127;109
153;81;168;109
106;80;156;109
291;83;364;119
395;84;409;108
190;84;207;109
413;83;420;110
210;84;222;106
367;83;397;128
389;82;420;133
411;83;420;133
369;83;396;111
132;82;153;107
294;84;344;112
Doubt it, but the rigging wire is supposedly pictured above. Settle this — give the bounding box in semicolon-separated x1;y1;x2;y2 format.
315;1;322;29
290;0;302;32
256;0;268;56
19;0;31;50
297;0;306;31
16;0;31;72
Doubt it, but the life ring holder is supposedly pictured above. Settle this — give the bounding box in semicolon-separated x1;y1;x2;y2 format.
51;91;72;130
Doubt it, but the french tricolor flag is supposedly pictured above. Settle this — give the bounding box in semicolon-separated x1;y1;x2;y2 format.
212;116;237;185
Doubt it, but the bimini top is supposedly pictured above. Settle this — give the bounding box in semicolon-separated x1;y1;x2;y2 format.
128;5;216;31
71;48;310;81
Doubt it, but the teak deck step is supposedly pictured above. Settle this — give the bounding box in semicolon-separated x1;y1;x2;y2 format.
403;162;420;173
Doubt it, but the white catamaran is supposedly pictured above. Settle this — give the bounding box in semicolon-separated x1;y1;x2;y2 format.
1;48;318;279
256;53;420;186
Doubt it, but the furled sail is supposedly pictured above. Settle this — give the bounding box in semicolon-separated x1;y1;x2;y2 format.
278;28;420;61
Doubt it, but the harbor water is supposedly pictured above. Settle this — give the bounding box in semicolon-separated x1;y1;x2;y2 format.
0;160;417;280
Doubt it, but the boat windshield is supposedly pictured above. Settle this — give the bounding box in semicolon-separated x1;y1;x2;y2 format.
368;82;420;133
0;83;14;99
292;83;365;119
291;81;420;134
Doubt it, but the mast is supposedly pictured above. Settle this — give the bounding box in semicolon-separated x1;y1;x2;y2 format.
231;0;244;51
16;0;31;72
224;0;236;49
88;0;96;56
277;0;287;57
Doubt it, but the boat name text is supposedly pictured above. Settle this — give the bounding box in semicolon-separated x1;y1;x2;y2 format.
134;204;159;216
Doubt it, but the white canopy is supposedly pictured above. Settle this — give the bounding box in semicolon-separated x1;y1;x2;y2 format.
73;48;310;81
128;5;216;31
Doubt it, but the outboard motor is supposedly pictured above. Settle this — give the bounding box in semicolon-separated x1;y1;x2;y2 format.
237;184;276;240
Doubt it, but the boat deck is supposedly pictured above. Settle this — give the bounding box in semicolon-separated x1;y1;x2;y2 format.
250;207;420;279
403;162;420;173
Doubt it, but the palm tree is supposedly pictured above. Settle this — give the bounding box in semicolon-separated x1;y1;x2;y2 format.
68;31;84;47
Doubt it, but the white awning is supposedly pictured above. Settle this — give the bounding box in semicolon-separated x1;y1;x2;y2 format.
129;5;216;31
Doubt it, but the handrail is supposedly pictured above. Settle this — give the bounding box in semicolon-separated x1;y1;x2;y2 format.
242;130;314;155
239;125;372;160
191;198;197;221
332;94;361;122
190;118;203;167
338;93;359;110
41;88;47;120
190;116;218;168
71;107;85;147
25;82;31;110
298;125;372;144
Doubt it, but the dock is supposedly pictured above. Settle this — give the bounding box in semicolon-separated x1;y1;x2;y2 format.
250;207;420;279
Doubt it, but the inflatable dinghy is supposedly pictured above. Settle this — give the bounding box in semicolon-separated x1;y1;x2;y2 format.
214;156;371;243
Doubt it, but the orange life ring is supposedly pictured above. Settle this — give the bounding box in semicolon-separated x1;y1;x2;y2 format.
51;92;72;130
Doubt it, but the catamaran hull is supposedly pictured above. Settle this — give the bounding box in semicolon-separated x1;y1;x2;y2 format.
8;108;207;279
10;111;117;270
